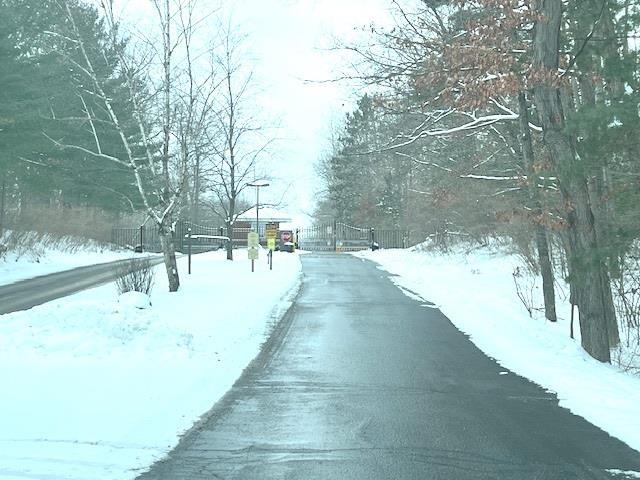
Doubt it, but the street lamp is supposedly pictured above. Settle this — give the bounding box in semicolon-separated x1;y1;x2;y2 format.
248;180;269;242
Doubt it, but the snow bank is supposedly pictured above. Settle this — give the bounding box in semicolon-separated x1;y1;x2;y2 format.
0;231;143;286
0;250;302;479
355;246;640;453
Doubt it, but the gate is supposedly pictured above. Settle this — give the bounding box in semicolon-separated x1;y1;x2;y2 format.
112;220;410;253
297;221;409;252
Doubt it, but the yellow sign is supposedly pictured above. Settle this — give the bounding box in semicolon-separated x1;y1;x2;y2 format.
266;223;277;238
248;247;259;260
265;224;277;252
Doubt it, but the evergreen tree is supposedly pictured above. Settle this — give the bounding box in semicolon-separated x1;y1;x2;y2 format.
0;0;144;214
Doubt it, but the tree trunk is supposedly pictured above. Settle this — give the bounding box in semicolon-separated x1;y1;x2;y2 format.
535;226;557;322
518;91;557;322
587;174;620;347
226;193;235;260
531;0;617;362
19;187;27;221
226;219;234;260
569;2;620;347
159;223;180;292
192;152;201;224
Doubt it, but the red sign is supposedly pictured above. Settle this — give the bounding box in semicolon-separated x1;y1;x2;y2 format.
280;231;292;242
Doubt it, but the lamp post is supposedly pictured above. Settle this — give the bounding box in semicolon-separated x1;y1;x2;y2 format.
248;180;269;242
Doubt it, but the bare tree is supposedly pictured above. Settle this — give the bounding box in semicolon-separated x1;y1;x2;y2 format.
335;0;621;361
48;0;211;291
333;1;559;322
204;27;273;260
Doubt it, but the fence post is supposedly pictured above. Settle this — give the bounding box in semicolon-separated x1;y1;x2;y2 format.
139;225;144;253
332;220;337;252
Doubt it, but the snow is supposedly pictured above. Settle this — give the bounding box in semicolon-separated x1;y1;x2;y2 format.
0;250;302;480
237;206;292;223
118;291;152;309
609;117;624;128
355;245;640;455
607;470;640;479
0;232;147;286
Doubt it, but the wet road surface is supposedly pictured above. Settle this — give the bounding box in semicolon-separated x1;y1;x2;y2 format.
139;253;640;479
0;256;164;314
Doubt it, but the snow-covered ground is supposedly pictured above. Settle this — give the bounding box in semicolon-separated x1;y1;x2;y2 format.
0;232;145;286
0;249;302;480
355;245;640;454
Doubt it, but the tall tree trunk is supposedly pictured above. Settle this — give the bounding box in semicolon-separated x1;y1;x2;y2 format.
192;152;201;224
535;226;557;322
518;91;557;322
570;1;621;346
159;222;180;292
531;0;617;362
157;0;180;292
18;187;28;222
573;13;621;284
226;220;234;261
226;197;235;261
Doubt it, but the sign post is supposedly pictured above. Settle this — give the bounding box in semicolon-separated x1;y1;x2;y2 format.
247;231;259;272
265;223;277;271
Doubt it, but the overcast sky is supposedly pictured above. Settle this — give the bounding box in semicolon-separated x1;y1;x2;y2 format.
218;0;393;223
116;0;392;224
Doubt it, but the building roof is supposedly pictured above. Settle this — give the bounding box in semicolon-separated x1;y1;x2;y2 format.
237;207;292;223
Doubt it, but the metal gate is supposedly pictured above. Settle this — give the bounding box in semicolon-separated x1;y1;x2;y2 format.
297;222;409;252
112;220;410;253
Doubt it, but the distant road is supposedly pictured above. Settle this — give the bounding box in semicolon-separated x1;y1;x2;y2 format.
0;256;165;315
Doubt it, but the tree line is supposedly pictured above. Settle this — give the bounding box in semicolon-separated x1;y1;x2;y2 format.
1;0;271;291
317;0;640;363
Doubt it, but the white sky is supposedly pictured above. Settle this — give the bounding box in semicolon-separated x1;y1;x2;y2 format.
219;0;392;223
115;0;393;225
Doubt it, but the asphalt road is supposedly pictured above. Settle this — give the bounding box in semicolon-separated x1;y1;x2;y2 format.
139;252;640;479
0;255;164;315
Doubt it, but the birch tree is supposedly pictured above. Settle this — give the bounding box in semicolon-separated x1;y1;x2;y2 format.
49;0;208;292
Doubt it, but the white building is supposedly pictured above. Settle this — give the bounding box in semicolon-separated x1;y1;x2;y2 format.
237;207;292;238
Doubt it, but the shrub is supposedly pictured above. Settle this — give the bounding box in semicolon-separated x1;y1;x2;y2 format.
115;257;155;295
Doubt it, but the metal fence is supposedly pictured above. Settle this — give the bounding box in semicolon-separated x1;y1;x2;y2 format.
111;225;161;252
111;221;254;253
297;221;409;252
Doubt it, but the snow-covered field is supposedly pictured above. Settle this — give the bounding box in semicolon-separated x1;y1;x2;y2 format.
355;245;640;454
0;249;302;480
0;232;145;286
